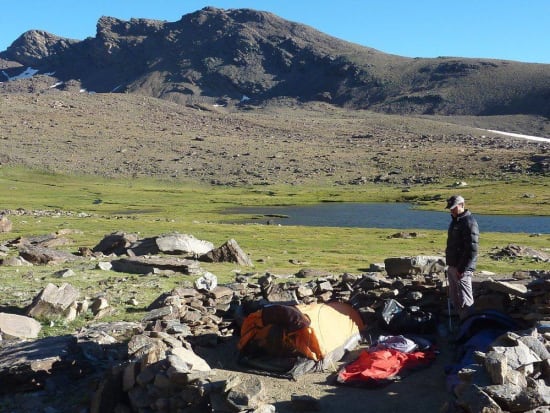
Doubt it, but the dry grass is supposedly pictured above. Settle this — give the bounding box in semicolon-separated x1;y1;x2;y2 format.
1;85;548;188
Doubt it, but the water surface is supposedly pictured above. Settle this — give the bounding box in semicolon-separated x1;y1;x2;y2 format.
226;203;550;234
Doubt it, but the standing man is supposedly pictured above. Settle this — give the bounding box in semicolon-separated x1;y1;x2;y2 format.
445;195;479;320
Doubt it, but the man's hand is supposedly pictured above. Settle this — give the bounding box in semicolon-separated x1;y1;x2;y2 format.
458;270;473;279
464;271;474;278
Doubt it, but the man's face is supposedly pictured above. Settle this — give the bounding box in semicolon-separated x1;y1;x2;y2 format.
450;204;464;217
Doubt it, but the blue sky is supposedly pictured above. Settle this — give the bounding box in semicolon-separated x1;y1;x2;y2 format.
1;0;549;64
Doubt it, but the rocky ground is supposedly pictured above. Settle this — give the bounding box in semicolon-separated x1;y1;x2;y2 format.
1;264;547;413
1;76;549;187
0;231;547;413
0;333;457;413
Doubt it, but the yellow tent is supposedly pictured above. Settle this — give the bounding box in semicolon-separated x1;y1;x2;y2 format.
297;301;364;367
238;301;364;377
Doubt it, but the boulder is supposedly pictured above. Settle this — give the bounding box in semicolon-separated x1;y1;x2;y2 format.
0;335;80;394
110;255;201;275
456;384;503;413
264;284;299;304
91;297;112;318
199;238;253;266
1;256;33;266
484;279;528;297
156;233;214;256
490;244;550;262
76;321;143;362
384;255;445;277
0;312;42;339
97;261;113;271
54;268;75;278
484;381;548;413
12;233;64;248
225;375;267;412
194;271;218;291
26;282;80;320
19;244;77;265
123;236;159;256
92;231;139;256
491;341;542;371
170;347;211;372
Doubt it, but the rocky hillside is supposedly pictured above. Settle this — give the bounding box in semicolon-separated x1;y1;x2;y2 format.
2;7;550;117
1;90;548;186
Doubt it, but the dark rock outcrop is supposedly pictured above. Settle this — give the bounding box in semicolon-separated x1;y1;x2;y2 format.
2;7;549;117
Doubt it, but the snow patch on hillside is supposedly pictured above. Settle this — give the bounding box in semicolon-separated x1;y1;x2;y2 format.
1;67;39;81
484;129;550;143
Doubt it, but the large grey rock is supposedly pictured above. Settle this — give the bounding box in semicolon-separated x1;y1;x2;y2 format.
384;255;445;277
92;231;139;256
97;261;113;271
210;285;235;300
456;364;493;391
199;238;253;266
265;285;299;304
484;381;548;413
296;284;315;298
110;255;201;275
77;322;143;362
194;271;218;291
19;244;77;265
127;236;160;256
0;312;42;339
9;233;58;247
517;332;550;362
142;305;177;322
54;268;75;278
456;384;503;413
226;375;266;412
1;256;33;266
484;279;528;297
127;333;164;359
156;233;214;256
91;297;112;318
26;282;80;320
491;342;542;371
169;347;211;372
0;335;79;394
490;244;550;262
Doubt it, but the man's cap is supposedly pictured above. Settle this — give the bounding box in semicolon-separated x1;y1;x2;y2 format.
446;195;465;209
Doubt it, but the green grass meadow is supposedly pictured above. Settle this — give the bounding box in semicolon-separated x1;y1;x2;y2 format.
0;167;548;334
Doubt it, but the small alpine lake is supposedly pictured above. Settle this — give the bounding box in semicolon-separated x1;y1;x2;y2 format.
225;202;550;234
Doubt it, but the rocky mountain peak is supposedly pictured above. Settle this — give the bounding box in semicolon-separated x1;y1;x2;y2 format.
1;8;549;117
5;30;76;66
96;15;166;39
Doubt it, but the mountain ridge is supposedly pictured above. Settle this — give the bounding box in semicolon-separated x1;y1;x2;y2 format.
1;7;549;117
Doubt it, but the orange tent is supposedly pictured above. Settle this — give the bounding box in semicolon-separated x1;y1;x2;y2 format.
238;302;364;377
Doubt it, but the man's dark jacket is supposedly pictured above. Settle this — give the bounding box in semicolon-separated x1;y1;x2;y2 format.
445;210;479;273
